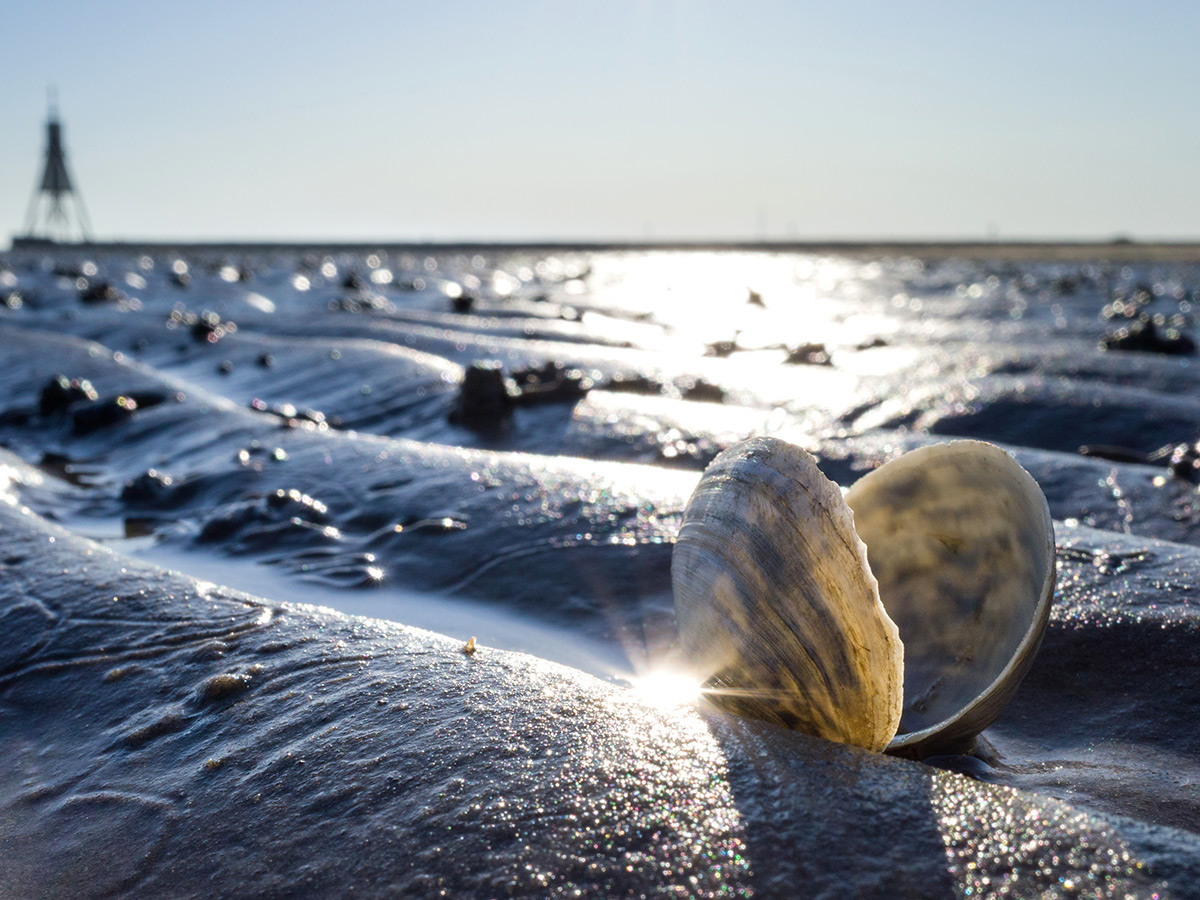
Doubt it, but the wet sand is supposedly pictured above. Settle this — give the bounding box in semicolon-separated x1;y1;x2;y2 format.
3;244;1200;895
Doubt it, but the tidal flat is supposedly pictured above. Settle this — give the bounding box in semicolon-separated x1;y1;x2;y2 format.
2;244;1200;897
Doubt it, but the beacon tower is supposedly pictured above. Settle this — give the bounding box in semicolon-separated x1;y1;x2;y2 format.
23;93;92;243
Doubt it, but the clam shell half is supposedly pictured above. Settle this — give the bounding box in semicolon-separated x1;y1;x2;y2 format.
846;440;1056;757
671;436;904;752
672;436;1055;758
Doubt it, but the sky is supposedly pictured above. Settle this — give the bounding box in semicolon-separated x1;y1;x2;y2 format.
4;0;1199;243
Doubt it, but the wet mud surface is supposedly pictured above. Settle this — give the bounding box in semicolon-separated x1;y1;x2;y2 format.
3;247;1200;895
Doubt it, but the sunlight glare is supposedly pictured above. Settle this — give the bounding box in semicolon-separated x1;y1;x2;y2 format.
633;670;703;709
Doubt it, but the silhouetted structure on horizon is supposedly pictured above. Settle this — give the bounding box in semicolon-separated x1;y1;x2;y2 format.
22;93;92;243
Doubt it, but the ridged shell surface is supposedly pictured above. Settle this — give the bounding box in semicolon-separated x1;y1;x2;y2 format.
845;440;1055;757
671;436;904;752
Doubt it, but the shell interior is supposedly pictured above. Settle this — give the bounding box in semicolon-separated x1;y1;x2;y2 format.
845;440;1056;755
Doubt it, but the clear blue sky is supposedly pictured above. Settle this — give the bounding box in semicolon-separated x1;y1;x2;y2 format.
4;0;1198;242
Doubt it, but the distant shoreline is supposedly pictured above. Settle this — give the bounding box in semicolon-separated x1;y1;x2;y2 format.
10;236;1200;263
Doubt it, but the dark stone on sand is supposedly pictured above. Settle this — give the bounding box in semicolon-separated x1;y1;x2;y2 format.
451;292;476;314
120;468;202;509
705;339;739;358
59;388;169;436
256;353;274;368
38;375;99;416
511;361;593;405
69;395;141;435
191;311;233;344
680;378;726;403
857;336;889;350
120;469;177;505
448;360;517;431
1163;442;1200;481
603;373;664;396
78;280;124;304
784;342;833;365
1101;317;1196;355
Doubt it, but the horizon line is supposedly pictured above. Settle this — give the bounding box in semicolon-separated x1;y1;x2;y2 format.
11;234;1200;262
12;234;1200;247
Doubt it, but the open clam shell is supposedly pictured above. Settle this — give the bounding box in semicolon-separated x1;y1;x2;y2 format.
672;436;1055;758
846;440;1055;757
